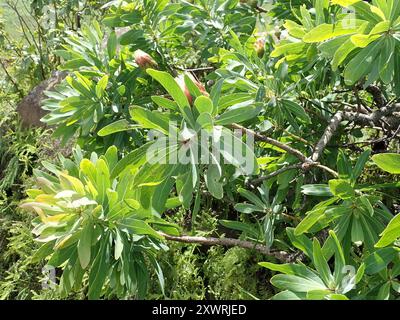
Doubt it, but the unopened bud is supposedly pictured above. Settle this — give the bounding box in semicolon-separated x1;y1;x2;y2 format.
255;38;266;58
175;73;209;105
134;49;158;70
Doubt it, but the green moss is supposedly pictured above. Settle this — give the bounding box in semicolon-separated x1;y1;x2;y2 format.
148;243;206;300
203;246;273;300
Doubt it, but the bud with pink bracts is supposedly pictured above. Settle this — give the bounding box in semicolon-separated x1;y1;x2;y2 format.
255;37;266;58
175;73;209;105
134;49;158;70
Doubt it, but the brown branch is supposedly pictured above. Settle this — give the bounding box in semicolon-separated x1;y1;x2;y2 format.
365;84;386;108
312;112;344;162
0;59;24;99
231;123;309;163
250;164;303;186
159;232;290;262
232;123;339;183
250;162;338;186
344;103;400;127
255;5;268;13
310;103;400;162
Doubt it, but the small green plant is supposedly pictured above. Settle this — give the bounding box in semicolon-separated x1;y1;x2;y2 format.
20;146;180;299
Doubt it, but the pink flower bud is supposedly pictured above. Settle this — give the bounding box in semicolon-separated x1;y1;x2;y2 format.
175;73;209;105
255;38;266;58
134;49;157;70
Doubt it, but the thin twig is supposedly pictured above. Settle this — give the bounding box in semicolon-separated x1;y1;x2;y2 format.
255;5;268;13
159;232;290;262
231;123;309;163
250;164;303;186
232;123;339;182
0;59;24;98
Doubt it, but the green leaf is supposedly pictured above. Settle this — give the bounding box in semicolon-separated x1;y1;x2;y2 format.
303;23;361;43
301;184;332;197
120;218;162;239
152;177;176;213
351;216;364;243
375;214;400;247
88;234;110;300
196;113;213;130
294;208;326;235
151;96;178;111
95;159;110;205
146;69;195;126
306;290;332;300
331;0;361;6
219;220;259;238
329;179;355;199
352;150;371;181
337;150;352;180
281;99;311;123
176;169;194;209
237;188;266;209
216;104;261;125
327;230;346;283
205;164;223;199
332;38;357;70
194;96;213;114
287;227;314;258
360;196;374;216
377;282;391;300
184;74;202;98
312;239;333;286
234;203;262;214
365;248;398;274
77;221;93;269
114;229;124;260
130;106;171;135
355;263;365;284
344;39;383;85
272;290;305;300
32;241;56;263
98;120;135;137
60;58;93;70
372;153;400;174
218;128;259;175
259;262;323;284
270;274;327;292
104;146;118;171
107;31;117;59
110;142;152;179
95;75;109;99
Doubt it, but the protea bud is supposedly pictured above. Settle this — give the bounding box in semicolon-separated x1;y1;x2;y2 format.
255;37;266;58
175;73;209;105
134;49;158;70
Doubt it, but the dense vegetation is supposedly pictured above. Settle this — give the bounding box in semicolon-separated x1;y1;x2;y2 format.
1;0;400;300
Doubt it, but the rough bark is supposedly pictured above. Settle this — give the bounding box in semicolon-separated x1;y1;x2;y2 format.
16;71;67;127
159;232;291;262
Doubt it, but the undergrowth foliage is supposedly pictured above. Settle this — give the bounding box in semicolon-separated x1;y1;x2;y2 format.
1;0;400;300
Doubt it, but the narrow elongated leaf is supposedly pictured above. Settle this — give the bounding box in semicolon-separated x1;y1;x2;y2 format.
98;120;136;137
77;221;93;269
270;274;327;292
375;214;400;247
